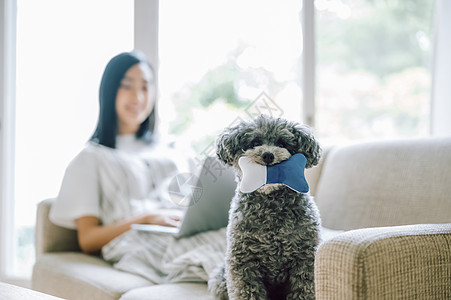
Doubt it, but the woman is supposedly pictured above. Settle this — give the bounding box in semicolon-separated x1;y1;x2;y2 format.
50;51;183;254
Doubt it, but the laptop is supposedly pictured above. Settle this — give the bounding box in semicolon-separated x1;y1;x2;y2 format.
131;156;237;238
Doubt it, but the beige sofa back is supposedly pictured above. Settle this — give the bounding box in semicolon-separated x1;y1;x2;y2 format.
315;138;451;230
37;139;450;254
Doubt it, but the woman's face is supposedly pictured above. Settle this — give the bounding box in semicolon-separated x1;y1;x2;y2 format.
115;63;155;135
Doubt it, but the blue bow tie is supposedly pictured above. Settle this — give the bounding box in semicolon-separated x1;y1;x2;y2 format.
238;153;309;193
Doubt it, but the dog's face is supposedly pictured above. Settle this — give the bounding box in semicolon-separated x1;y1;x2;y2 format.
216;115;321;171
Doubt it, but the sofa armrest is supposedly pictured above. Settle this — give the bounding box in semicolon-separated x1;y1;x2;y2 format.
315;223;451;300
0;282;63;299
35;198;80;257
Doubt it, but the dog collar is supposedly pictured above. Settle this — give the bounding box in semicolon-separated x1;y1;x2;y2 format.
238;153;309;193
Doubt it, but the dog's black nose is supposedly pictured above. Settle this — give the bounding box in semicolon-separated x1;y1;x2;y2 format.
262;152;274;164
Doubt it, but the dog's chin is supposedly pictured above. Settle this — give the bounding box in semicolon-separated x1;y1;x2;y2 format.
257;183;284;194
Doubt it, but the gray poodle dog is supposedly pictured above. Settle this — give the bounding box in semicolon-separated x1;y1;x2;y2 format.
208;115;321;300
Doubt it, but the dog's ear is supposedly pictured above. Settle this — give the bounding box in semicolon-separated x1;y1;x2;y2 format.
216;122;250;166
216;131;234;166
291;123;321;169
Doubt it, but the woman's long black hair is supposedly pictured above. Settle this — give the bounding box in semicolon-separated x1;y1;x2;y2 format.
90;50;156;148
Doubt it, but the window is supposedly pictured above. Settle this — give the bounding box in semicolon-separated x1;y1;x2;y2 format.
158;0;305;159
11;0;134;277
315;0;436;144
159;0;436;150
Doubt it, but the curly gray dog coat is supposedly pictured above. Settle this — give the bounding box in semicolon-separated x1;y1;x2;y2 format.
208;115;321;300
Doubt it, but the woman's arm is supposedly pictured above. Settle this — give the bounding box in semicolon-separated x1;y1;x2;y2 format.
76;211;182;254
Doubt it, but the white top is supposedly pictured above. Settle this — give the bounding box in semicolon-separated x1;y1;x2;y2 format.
50;135;182;229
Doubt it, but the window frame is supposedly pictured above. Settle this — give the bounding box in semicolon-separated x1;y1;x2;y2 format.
0;0;20;285
301;0;316;127
431;0;451;135
135;0;159;96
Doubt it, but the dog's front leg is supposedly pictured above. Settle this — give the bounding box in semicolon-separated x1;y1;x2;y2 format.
225;260;267;300
225;233;268;300
286;259;315;300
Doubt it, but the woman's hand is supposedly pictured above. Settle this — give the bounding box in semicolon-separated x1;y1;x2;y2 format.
75;209;184;254
137;209;184;227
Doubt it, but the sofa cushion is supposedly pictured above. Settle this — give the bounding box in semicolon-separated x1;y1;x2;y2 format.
119;283;211;300
32;252;152;300
316;138;451;230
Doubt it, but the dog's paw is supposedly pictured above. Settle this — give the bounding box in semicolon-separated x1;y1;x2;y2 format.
208;265;229;300
258;183;284;194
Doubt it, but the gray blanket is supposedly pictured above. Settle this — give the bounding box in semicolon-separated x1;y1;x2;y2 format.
102;227;227;283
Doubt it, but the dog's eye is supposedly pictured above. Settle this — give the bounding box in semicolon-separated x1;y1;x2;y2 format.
275;139;286;148
250;139;262;148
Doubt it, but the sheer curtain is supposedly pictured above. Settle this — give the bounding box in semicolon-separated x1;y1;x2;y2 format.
431;0;451;136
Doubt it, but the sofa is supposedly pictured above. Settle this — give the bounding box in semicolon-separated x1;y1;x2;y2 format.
32;137;451;299
0;281;63;299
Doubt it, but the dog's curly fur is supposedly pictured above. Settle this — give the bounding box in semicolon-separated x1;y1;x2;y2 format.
208;115;321;300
